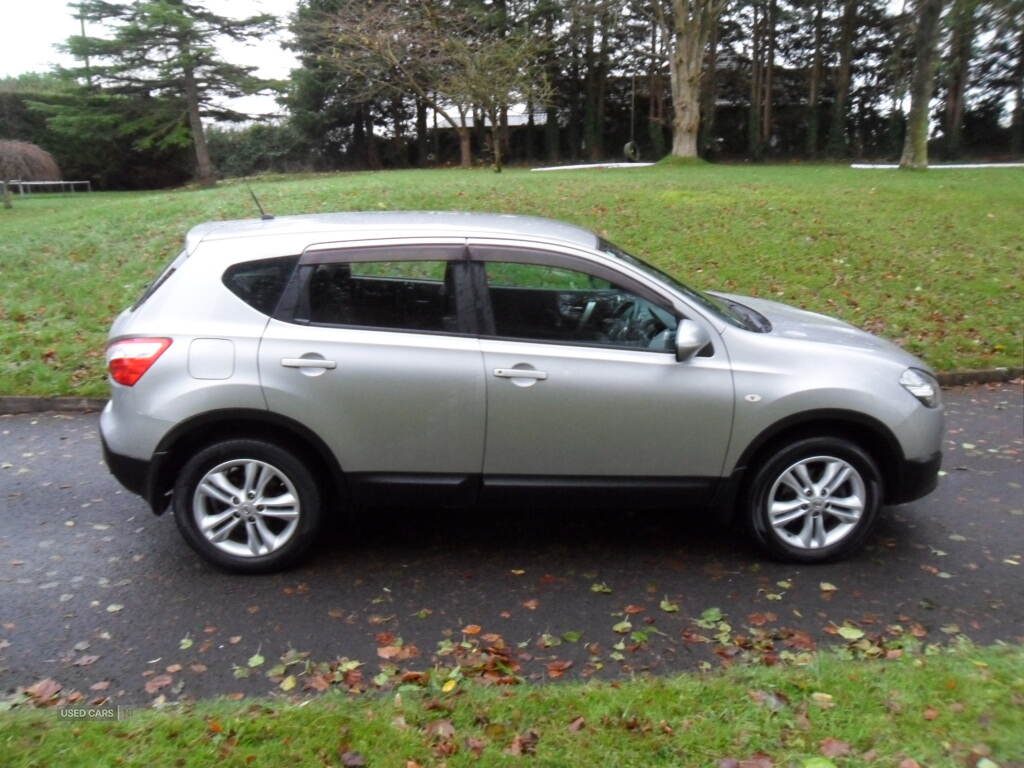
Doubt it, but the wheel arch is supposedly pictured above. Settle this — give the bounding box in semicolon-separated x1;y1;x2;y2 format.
715;408;905;520
146;409;348;515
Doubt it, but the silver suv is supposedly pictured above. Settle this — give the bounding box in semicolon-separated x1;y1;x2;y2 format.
101;212;943;572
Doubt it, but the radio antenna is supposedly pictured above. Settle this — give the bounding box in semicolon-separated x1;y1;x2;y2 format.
245;181;274;220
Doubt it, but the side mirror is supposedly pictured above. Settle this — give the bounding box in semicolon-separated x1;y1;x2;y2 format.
674;319;710;362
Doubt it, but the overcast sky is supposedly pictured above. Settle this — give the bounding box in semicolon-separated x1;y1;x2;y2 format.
0;0;301;116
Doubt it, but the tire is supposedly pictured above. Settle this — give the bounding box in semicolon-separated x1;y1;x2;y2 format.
172;438;322;573
745;436;881;563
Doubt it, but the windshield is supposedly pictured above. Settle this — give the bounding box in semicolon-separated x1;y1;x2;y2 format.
598;239;748;329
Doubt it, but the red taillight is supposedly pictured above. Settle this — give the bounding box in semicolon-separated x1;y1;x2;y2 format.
106;338;172;386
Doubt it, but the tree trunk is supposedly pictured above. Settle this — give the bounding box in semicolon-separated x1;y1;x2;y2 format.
806;0;824;157
491;122;503;172
364;111;381;170
762;0;776;149
543;6;560;163
668;22;706;158
748;0;763;160
183;63;215;187
700;19;719;156
1010;23;1024;156
900;0;946;169
943;0;976;158
457;126;472;168
2;180;11;210
525;96;536;161
827;0;858;157
416;98;429;166
649;23;666;158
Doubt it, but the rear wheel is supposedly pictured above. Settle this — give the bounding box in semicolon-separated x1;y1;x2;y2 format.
746;436;881;563
172;439;322;573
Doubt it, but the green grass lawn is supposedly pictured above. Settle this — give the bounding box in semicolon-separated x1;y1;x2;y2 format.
1;644;1020;767
1;164;1021;396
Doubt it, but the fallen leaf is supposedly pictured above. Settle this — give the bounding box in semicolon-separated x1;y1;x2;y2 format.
462;624;481;635
340;751;366;768
90;681;111;691
819;582;838;592
612;620;632;634
426;719;456;739
820;738;852;757
248;652;265;668
106;604;123;613
568;716;586;732
660;599;680;612
522;599;539;611
441;679;457;693
546;659;573;678
165;664;182;674
837;626;865;641
72;655;99;666
26;678;62;703
280;675;297;691
144;674;173;695
923;707;939;720
505;729;540;756
810;692;834;708
590;582;612;594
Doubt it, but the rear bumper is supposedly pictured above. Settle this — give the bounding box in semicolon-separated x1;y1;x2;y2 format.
100;433;150;500
886;450;942;505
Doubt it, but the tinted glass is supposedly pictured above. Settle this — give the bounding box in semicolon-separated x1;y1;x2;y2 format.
132;250;187;311
223;256;298;316
307;260;456;332
483;262;677;350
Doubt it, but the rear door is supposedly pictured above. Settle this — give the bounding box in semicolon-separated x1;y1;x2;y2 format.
469;242;735;505
258;240;485;505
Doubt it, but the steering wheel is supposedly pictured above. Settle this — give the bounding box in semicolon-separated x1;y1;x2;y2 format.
606;298;641;341
576;298;598;331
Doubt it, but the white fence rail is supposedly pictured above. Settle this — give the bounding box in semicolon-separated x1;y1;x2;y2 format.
3;180;92;194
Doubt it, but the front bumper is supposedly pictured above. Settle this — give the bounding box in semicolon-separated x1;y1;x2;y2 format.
887;450;941;505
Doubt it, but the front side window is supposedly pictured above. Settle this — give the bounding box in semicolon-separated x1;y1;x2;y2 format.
481;261;678;351
304;259;458;333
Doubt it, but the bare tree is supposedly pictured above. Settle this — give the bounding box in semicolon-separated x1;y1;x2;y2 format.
0;140;61;209
653;0;731;159
302;1;545;170
901;0;947;168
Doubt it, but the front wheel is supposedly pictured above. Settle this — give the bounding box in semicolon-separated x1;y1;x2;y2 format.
172;439;322;573
745;437;881;563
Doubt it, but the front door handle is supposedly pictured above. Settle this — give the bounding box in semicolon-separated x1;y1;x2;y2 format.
281;358;337;369
493;368;547;380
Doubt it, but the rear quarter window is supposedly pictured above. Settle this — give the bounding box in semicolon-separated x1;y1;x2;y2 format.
223;256;298;315
131;250;188;311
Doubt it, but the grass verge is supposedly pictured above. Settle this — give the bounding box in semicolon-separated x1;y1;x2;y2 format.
0;164;1022;396
1;644;1021;767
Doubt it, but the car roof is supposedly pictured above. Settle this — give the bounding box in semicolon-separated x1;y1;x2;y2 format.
184;211;599;255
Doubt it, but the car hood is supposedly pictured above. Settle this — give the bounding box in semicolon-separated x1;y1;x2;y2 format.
709;292;928;370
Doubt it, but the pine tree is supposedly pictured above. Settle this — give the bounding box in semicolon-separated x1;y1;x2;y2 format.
64;1;278;186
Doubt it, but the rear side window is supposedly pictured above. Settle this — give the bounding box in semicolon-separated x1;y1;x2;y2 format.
303;260;455;332
223;256;298;315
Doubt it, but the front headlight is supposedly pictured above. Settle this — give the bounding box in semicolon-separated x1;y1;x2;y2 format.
900;368;939;408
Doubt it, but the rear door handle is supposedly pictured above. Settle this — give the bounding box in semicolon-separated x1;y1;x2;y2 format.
493;368;547;380
281;358;337;369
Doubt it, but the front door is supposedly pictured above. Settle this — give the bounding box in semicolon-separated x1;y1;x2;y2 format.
470;244;734;505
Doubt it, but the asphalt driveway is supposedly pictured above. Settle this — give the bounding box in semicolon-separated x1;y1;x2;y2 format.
1;383;1021;705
